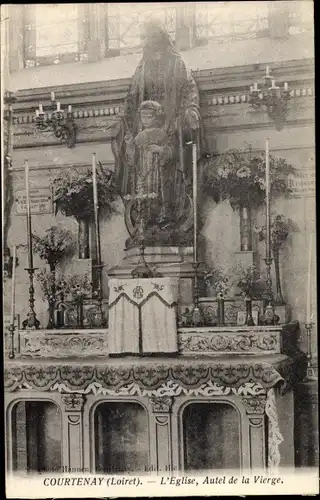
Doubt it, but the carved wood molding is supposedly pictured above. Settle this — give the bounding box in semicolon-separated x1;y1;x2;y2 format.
61;393;85;412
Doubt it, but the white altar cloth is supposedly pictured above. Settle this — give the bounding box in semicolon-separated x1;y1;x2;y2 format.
108;278;179;355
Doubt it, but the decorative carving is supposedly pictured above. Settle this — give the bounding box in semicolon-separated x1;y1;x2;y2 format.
178;333;279;354
150;396;173;413
61;393;85;412
19;332;108;357
5;359;299;393
242;395;267;415
248;417;263;427
51;379;266;398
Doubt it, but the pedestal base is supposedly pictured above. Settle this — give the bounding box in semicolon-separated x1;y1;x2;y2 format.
108;246;206;306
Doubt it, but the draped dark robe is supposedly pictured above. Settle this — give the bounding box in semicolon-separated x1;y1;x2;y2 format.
112;45;205;242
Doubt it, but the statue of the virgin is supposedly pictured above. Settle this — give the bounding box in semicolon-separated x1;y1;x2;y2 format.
109;20;206;247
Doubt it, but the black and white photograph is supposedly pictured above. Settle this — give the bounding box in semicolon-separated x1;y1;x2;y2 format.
1;1;317;497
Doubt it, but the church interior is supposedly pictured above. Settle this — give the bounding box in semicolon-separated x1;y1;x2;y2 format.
2;2;317;475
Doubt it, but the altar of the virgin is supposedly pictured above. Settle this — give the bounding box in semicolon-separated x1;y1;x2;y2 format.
3;4;317;478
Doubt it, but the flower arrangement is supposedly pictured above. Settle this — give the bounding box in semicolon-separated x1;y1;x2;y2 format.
235;264;267;299
36;270;66;302
256;214;299;253
53;165;118;220
204;267;230;298
203;145;295;210
256;213;299;304
33;226;75;271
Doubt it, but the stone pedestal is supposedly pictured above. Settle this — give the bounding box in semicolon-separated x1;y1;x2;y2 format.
108;246;206;306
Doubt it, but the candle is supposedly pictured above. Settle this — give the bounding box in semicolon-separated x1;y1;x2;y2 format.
68;105;72;113
266;65;270;77
265;138;271;260
51;91;55;102
284;82;288;91
254;82;258;91
24;160;33;269
39;104;43;114
271;79;276;89
35;109;39;117
57;102;61;112
92;153;101;265
306;233;312;322
192;142;198;263
10;246;17;325
250;85;254;93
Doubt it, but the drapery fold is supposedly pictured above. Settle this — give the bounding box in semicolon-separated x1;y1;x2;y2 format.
108;278;179;355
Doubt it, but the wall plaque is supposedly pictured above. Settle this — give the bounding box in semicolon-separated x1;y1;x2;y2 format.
15;187;53;215
287;169;315;198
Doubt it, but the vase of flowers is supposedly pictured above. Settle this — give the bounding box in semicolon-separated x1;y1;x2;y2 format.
205;267;230;325
203;146;295;252
33;226;75;328
235;264;267;326
64;274;92;328
36;270;67;329
256;214;298;305
53;166;118;259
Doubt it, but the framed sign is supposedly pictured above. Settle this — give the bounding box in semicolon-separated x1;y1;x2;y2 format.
15;187;53;215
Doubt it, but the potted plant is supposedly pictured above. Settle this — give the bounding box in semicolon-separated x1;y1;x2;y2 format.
256;214;298;305
235;264;267;326
204;267;230;325
203;145;295;251
53;165;118;259
33;226;75;328
64;273;92;328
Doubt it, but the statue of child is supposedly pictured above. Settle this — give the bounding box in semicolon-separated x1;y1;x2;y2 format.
124;100;173;228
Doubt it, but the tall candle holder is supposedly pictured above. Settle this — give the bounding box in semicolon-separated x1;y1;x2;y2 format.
187;141;204;327
303;322;317;381
22;160;40;330
8;324;16;359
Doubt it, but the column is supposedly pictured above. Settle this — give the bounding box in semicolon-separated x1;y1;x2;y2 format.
242;394;267;471
87;3;106;62
175;4;195;51
149;396;173;473
61;394;85;470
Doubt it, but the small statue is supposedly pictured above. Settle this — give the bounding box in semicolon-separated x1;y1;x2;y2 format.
22;312;41;330
124;100;174;237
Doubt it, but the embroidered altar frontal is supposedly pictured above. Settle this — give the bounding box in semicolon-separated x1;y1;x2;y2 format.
108;277;179;355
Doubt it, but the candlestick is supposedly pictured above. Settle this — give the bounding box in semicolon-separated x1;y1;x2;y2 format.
35;109;39;117
266;65;270;77
271;79;276;89
250;85;254;93
192;143;198;264
24;160;33;270
10;246;16;325
68;105;72;113
57;102;61;112
51;91;55;102
303;322;317;381
39;104;43;114
92;153;101;265
265;138;271;260
306;233;312;323
23;160;40;330
9;245;17;359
